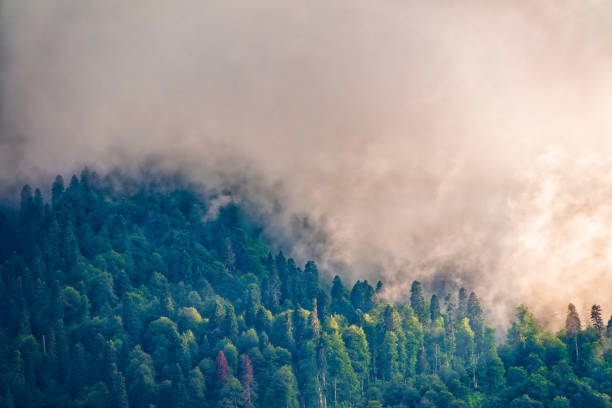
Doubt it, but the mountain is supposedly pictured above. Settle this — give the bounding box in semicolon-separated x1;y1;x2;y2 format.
0;170;610;408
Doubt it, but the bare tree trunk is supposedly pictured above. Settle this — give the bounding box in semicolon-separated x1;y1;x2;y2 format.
574;336;579;359
321;372;327;408
472;354;478;389
317;377;324;408
372;350;377;380
333;379;337;408
434;344;438;374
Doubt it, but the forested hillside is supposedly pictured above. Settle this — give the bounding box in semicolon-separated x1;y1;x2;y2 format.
0;171;610;408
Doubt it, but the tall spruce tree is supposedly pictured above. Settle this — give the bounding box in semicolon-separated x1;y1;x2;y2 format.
410;281;426;323
590;304;604;339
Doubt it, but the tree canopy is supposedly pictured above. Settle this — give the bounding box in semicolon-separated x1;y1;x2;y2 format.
0;172;610;408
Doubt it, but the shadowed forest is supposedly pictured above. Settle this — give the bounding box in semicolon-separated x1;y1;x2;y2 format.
0;171;610;408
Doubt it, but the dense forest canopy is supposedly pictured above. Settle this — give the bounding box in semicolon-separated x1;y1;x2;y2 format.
0;171;610;408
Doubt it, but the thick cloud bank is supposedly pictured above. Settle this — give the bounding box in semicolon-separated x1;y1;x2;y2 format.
2;0;612;327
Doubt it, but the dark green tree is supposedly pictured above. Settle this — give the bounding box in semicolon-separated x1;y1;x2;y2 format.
410;281;426;323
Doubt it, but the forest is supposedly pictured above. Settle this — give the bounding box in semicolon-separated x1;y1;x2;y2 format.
0;170;610;408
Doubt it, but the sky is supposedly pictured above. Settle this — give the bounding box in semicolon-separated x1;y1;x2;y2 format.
1;0;612;328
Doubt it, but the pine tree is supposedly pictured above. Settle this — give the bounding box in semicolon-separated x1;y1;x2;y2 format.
126;345;156;408
383;305;397;332
111;364;129;408
244;284;261;327
305;261;320;305
410;281;426;323
467;292;484;352
255;307;273;334
331;276;345;301
185;367;207;408
323;317;359;407
262;253;281;311
270;311;295;352
263;366;299;408
375;281;383;294
380;331;400;380
444;294;456;360
342;325;370;394
430;295;440;322
590;304;604;339
20;185;33;216
52;175;65;206
458;287;468;320
297;339;323;408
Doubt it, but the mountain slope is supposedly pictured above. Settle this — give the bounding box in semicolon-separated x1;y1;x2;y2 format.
0;171;610;408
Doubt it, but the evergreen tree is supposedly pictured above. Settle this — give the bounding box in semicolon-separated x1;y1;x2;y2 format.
263;366;299;408
52;175;65;206
430;294;440;322
457;288;468;320
323;317;359;406
185;367;207;408
375;281;383;294
126;346;156;408
410;281;426;323
590;304;604;339
342;325;370;393
467;292;484;352
1;174;611;408
110;365;129;408
331;276;345;301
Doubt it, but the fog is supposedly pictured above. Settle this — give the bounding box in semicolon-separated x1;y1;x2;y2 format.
1;0;612;328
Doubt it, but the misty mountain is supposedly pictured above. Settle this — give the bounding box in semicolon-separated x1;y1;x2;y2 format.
0;171;610;408
2;1;612;322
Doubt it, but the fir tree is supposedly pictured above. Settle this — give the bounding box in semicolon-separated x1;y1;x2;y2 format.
590;304;604;339
410;281;426;323
430;294;440;322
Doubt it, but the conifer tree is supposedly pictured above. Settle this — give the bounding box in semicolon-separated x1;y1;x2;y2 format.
323;317;359;406
111;364;129;408
342;325;370;394
430;295;440;322
4;175;612;408
457;288;468;320
52;175;65;206
263;366;299;408
410;281;426;323
467;292;484;352
590;304;604;339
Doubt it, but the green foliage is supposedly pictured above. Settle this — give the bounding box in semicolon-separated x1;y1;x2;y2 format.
0;173;610;407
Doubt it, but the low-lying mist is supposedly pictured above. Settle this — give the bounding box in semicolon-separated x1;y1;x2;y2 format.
1;0;612;329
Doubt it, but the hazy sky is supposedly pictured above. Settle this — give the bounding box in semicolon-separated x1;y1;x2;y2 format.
2;0;612;327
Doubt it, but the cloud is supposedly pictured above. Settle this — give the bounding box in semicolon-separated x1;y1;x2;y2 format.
1;0;612;327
